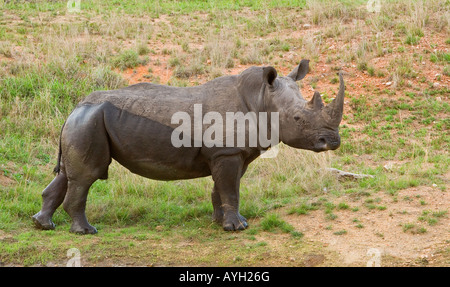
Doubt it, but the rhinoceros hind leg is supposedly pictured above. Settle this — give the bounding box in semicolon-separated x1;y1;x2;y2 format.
60;105;111;234
32;212;56;230
32;171;68;230
63;180;98;235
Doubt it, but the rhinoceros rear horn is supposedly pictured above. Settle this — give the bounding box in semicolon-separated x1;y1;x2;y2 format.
323;71;345;124
307;91;324;110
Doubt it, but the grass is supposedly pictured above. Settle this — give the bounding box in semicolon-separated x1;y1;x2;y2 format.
402;223;427;234
260;213;294;233
430;52;450;64
110;50;148;70
0;0;449;267
288;202;319;215
333;230;347;236
418;210;448;226
2;0;306;16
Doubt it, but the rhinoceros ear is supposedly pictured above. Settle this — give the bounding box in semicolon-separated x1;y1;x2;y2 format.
288;59;309;81
263;66;278;87
307;91;324;110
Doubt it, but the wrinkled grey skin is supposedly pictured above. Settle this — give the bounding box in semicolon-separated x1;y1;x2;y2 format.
32;59;345;234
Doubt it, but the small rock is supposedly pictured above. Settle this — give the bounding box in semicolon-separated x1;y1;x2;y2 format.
419;257;429;265
303;24;311;28
432;183;437;188
432;82;440;88
385;81;392;86
436;97;442;102
384;162;394;171
326;168;374;180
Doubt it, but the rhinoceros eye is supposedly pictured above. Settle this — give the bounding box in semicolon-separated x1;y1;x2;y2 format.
294;116;309;127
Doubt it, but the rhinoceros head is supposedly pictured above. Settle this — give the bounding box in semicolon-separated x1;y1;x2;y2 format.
263;59;345;152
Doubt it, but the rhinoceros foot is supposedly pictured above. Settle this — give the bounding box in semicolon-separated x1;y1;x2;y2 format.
69;223;98;235
223;212;248;231
32;212;56;230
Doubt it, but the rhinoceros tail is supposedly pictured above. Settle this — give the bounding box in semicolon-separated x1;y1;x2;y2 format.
53;122;66;174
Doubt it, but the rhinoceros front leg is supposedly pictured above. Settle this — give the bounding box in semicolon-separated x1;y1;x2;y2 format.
211;186;224;224
211;154;248;231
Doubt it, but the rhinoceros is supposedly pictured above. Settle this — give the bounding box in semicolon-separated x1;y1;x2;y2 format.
32;59;345;234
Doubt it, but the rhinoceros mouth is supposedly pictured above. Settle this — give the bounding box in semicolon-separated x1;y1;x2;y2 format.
312;145;327;153
327;140;341;150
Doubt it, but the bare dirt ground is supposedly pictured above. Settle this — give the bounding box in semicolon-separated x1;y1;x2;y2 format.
285;186;449;266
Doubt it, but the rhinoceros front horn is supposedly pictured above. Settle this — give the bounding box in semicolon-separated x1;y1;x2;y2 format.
323;71;345;125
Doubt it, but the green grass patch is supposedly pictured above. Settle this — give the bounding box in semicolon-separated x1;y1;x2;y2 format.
110;50;146;70
287;202;319;215
259;213;302;238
